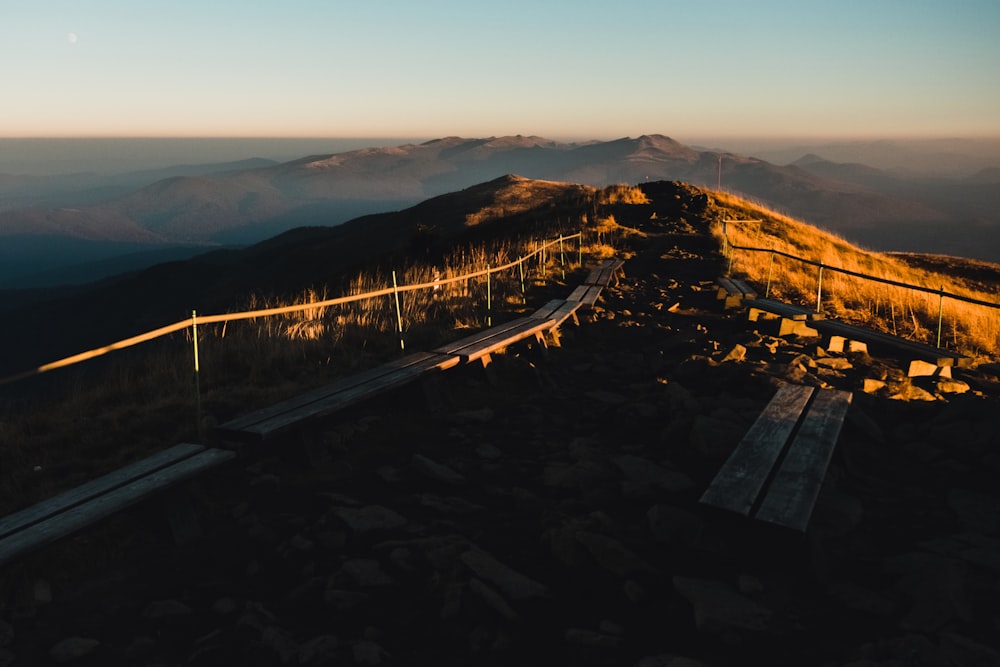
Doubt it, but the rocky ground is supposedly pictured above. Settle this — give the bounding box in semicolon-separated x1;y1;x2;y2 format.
2;185;1000;666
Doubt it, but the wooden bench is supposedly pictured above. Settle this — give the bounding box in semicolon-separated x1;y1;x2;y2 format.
0;443;234;567
584;258;626;288
746;298;971;371
217;351;460;442
716;277;759;309
699;383;853;532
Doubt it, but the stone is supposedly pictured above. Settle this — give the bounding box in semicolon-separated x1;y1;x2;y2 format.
907;359;949;378
690;414;744;460
564;628;621;648
826;582;895;616
412;454;466;485
417;494;484;515
889;383;937;402
298;635;339;664
49;637;100;663
352;640;389;665
647;504;702;545
815;357;852;370
341;559;393;587
324;589;369;612
262;626;299;664
468;577;520;622
720;344;746;363
576;530;657;578
936;378;971;394
947;488;1000;533
939;632;1000;667
448;407;495;423
333;505;408;533
612;455;695;493
672;576;773;634
543;459;613;490
459;549;550;601
0;619;12;647
886;552;972;632
142;599;193;619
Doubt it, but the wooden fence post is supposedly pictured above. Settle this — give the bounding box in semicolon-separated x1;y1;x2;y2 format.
559;235;566;280
486;265;492;327
518;258;525;303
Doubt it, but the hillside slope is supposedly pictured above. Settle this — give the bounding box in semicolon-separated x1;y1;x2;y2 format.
2;180;998;666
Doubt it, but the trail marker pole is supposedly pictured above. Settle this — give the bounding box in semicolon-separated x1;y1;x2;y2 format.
936;286;944;348
518;258;525;303
816;265;825;312
578;230;583;267
391;270;405;351
765;249;775;298
191;310;203;441
486;265;492;327
559;235;566;280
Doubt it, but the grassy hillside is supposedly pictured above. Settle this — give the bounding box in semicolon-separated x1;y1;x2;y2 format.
710;191;1000;361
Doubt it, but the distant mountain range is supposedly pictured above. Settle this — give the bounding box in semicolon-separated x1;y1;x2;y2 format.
1;134;998;287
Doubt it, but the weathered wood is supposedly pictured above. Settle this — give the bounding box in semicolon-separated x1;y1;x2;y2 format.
584;259;625;287
530;299;566;320
755;389;853;531
0;442;205;541
745;298;824;321
715;277;740;300
730;278;759;300
219;352;459;440
811;319;970;367
437;317;554;363
0;447;234;567
699;384;816;516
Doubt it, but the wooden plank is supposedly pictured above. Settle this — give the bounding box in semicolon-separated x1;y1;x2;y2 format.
699;384;815;516
567;285;590;301
443;318;555;363
730;278;758;300
716;277;740;300
579;285;603;306
219;352;454;436
744;298;815;321
0;443;205;540
434;319;544;355
0;447;235;567
530;299;566;320
236;353;460;439
755;389;853;532
811;319;969;367
551;300;583;327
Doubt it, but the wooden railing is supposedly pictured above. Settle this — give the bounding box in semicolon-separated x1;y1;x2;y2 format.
722;222;1000;351
0;232;585;387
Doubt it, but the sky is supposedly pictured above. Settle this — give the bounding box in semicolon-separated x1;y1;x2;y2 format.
3;0;999;142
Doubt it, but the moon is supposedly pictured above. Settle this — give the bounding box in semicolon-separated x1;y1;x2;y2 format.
67;32;78;44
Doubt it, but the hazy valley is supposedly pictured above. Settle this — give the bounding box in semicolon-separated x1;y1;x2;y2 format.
1;135;998;290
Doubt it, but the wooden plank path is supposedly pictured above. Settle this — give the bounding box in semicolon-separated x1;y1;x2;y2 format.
700;383;853;532
0;443;234;567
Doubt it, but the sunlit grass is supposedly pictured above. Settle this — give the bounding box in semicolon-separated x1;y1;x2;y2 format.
710;191;1000;360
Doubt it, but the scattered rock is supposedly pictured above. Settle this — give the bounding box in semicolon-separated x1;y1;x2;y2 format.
412;453;467;485
333;505;408;533
459;549;550;601
49;637;100;663
672;576;774;634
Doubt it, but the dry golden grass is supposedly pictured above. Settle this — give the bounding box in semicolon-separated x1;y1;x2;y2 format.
709;191;1000;360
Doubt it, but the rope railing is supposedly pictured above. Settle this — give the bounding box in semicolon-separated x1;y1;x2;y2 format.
0;232;585;387
722;222;1000;350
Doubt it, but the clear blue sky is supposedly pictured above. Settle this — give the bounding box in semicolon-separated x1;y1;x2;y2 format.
4;0;998;141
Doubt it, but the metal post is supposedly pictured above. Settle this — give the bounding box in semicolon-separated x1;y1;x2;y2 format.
191;310;203;441
765;249;775;298
391;270;405;351
936;286;944;348
727;246;735;276
518;258;525;303
559;235;566;280
816;265;824;312
486;265;492;326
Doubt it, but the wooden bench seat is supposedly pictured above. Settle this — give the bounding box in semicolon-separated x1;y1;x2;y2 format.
716;277;759;309
584;258;625;288
810;319;971;369
699;383;853;532
0;443;234;567
218;352;460;442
